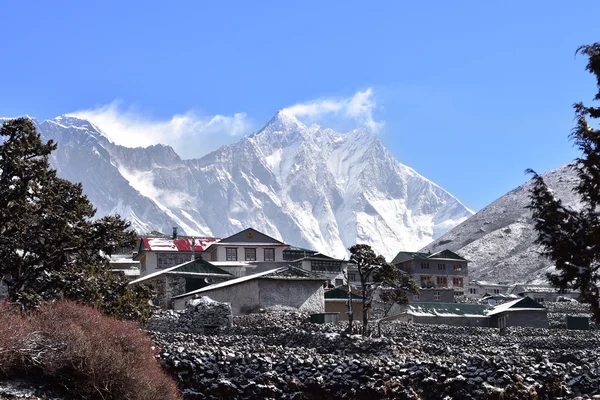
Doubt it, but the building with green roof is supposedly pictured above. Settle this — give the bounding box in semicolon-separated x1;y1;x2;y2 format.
129;258;233;308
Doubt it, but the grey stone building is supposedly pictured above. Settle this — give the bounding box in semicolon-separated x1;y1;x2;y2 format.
391;249;469;300
172;265;326;315
510;284;580;303
383;296;548;329
129;258;233;309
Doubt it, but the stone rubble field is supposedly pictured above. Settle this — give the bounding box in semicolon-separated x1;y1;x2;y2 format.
149;305;600;400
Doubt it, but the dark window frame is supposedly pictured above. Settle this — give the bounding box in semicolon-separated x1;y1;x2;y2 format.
226;247;238;261
245;248;257;261
264;248;275;261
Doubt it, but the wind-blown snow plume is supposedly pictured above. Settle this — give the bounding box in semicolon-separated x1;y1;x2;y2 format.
281;88;384;133
69;101;253;159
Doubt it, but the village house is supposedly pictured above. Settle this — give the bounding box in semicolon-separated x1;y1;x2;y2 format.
487;296;549;329
134;229;220;277
465;280;514;300
510;284;580;303
129;258;233;309
171;265;326;315
391;249;469;301
134;227;290;278
324;286;364;322
294;253;348;286
383;296;548;329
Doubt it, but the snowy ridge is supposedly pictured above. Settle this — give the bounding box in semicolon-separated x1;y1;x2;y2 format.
421;164;581;283
20;112;473;260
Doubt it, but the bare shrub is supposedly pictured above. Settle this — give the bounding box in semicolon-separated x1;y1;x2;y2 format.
0;300;181;400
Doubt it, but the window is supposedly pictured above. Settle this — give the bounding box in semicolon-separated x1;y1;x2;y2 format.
264;248;275;261
311;260;342;273
226;248;238;261
493;288;501;294
436;276;448;286
454;264;462;271
421;262;430;270
420;275;432;286
245;248;256;261
469;288;478;294
156;253;191;269
433;291;441;301
438;263;446;270
534;297;544;303
348;274;356;281
413;294;420;301
454;291;464;296
453;277;464;287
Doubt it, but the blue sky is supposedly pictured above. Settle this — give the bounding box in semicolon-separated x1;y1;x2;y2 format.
1;1;599;211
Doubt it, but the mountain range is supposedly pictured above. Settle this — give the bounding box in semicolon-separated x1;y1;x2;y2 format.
24;112;474;260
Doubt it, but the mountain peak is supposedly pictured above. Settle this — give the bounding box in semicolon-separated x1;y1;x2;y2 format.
51;115;100;131
265;110;307;132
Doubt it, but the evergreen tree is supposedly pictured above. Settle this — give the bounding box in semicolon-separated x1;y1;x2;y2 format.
527;43;600;321
348;244;418;336
0;118;151;320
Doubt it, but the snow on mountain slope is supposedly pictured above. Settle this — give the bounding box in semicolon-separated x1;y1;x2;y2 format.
420;164;581;283
30;112;473;259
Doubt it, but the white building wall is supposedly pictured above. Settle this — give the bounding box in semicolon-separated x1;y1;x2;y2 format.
141;252;158;276
214;245;284;262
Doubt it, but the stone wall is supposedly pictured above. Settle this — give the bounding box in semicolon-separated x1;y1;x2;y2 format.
146;297;232;334
155;275;186;309
258;279;324;314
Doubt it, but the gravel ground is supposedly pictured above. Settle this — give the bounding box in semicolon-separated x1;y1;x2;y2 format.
150;308;600;400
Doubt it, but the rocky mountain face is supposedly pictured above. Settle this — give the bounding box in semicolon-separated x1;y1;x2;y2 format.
421;164;581;283
30;112;473;259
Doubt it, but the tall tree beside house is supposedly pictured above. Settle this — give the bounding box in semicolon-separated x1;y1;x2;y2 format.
0;118;151;321
349;244;418;336
527;42;600;322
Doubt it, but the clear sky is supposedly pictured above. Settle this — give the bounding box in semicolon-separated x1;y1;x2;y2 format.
1;1;599;211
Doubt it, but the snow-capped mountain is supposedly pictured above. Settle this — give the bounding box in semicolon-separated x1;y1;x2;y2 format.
421;164;581;283
29;112;473;259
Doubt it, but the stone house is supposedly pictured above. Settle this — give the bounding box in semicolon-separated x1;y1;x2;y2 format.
487;296;548;328
294;253;348;286
135;235;220;277
204;228;292;277
408;288;455;303
465;280;514;299
391;249;469;300
172;265;326;315
135;227;297;278
383;302;490;327
324;286;364;322
129;258;233;309
510;284;579;303
383;296;548;329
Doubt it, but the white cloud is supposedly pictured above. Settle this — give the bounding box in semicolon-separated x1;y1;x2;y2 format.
69;102;253;159
281;88;384;133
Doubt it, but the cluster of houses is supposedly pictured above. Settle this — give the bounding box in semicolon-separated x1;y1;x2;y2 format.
104;226;582;329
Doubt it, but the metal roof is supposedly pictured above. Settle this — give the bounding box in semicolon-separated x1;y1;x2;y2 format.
391;249;468;265
129;258;232;285
386;302;489;318
486;296;546;316
172;265;326;299
324;286;363;300
141;237;219;252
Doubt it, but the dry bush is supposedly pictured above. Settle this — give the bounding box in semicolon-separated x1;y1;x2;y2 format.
0;300;181;400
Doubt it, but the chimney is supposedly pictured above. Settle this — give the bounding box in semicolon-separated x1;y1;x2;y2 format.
191;237;196;261
172;227;178;240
